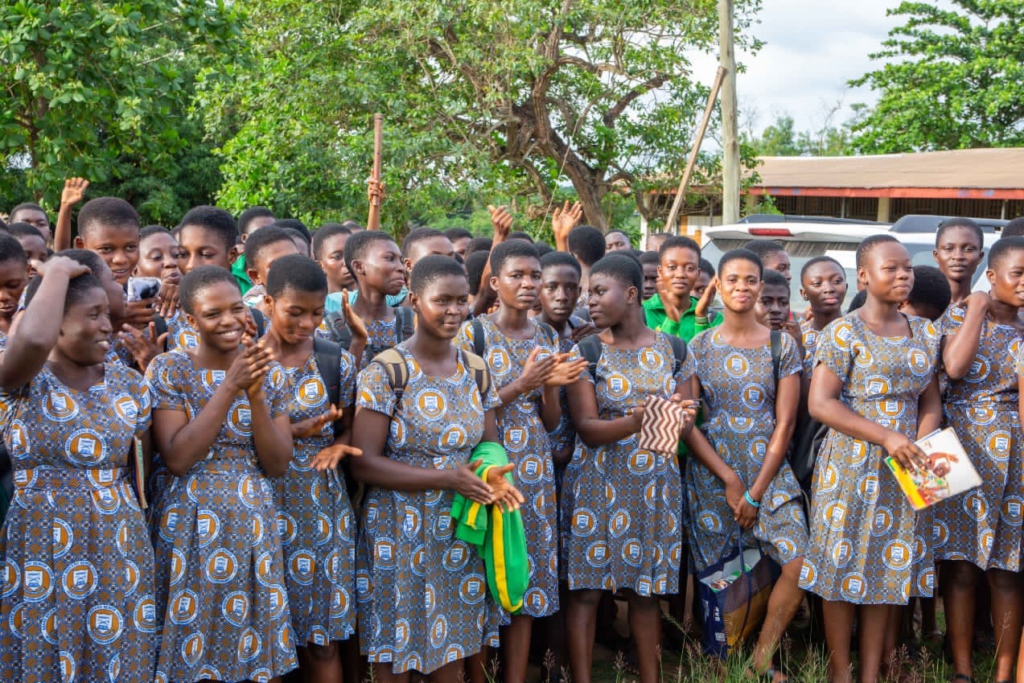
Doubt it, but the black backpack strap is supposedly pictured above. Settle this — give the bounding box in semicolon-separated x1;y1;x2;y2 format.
153;313;168;340
577;334;603;381
660;332;688;376
395;306;415;343
249;307;267;338
312;338;342;407
323;310;354;350
375;347;409;401
471;318;485;357
770;329;782;386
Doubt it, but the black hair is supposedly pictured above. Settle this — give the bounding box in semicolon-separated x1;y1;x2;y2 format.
238;206;275;236
466;236;493;255
699;258;715;278
402;227;447;257
490;240;539;276
607;229;631;243
77;197;140;238
745;238;786;261
540;250;582;277
986;235;1024;271
535;243;554;258
340;220;364;231
343;230;397;273
935;217;984;248
176;206;239;252
658;235;701;260
1003;217;1024;239
139;225;171;242
312;223;352;260
638;251;660;266
567;225;606;267
244;225;294;271
25;271;103;314
179;265;239;316
410;254;468;295
9;203;45;220
58;248;106;276
847;289;867;313
719;248;763;279
0;234;27;265
907;265;951;318
8;223;44;242
801;255;844;281
591;252;643;293
283;228;310;255
465;250;490;296
445;227;473;242
272;219;311;245
507;231;534;243
855;234;901;269
266;254;327;298
762;269;789;290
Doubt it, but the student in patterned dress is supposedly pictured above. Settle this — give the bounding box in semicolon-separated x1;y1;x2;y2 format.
342;231;411;369
241;226;300;314
455;241;586;683
803;235;942;683
314;223;356;294
261;254;362;683
0;256;157;681
798;256;848;377
684;249;807;682
933;218;985;306
562;253;697;683
0;236;28;337
934;237;1024;683
350;255;521;683
147;266;297;683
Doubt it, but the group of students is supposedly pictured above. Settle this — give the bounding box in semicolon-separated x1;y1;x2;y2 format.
0;186;1024;683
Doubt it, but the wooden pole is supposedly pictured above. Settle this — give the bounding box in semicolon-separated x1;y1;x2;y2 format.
663;66;726;235
719;0;740;225
366;113;383;231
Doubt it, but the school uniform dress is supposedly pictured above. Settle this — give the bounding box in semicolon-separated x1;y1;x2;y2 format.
800;314;939;604
456;318;560;618
561;334;695;594
275;351;358;646
933;306;1024;570
355;346;505;674
146;352;297;683
0;363;157;682
359;318;403;372
165;311;199;352
548;316;587;493
686;330;808;572
800;319;822;377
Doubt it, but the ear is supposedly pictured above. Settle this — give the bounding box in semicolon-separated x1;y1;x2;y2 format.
408;292;420;313
987;267;996;286
247;267;260;286
626;284;639;304
403;257;413;273
185;312;198;331
799;287;808;301
228;245;240;263
240;233;249;243
73;236;84;249
263;294;274;311
489;275;499;293
857;266;868;289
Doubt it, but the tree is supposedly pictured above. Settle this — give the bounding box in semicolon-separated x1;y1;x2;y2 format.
0;1;242;214
850;1;1024;153
742;115;801;156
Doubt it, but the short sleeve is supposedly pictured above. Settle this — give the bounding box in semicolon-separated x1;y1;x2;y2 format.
813;317;855;381
131;373;153;435
338;349;357;409
264;363;289;420
480;366;501;411
779;333;802;379
936;305;965;340
357;362;397;417
1017;344;1024;377
145;352;185;412
567;344;595;386
673;340;697;386
453;321;476;356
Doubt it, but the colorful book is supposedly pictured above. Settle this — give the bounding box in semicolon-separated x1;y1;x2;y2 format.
885;428;980;511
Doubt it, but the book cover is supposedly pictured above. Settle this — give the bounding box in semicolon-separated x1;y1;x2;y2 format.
885;428;981;511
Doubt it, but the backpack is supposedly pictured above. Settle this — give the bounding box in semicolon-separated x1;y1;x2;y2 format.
322;304;414;351
578;330;689;382
374;347;491;401
312;337;344;438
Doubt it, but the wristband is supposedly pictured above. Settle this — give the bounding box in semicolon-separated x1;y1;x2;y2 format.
743;490;760;508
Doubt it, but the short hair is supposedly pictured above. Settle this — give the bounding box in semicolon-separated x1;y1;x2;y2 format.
567;225;606;267
718;248;763;279
986;235;1024;271
534;243;554;258
1003;217;1024;238
507;231;534;243
935;217;984;248
607;229;631;243
0;233;27;265
466;236;493;255
445;227;473;242
465;250;490;296
699;258;715;278
179;265;239;315
9;203;45;220
402;228;447;257
847;289;867;313
238;206;275;236
638;251;660;267
490;240;539;276
907;265;951;317
340;219;364;231
140;225;171;242
855;234;901;269
177;206;238;252
410;254;468;295
540;250;582;277
25;271;103;314
801;255;844;281
343;230;397;273
272;219;311;245
266;254;327;298
648;232;672;244
762;269;789;290
591;252;643;292
745;238;786;261
658;235;701;260
59;248;106;275
283;228;310;254
77;197;139;238
244;226;294;270
312;223;351;260
8;222;44;243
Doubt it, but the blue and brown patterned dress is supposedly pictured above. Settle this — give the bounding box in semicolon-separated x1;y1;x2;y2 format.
933;305;1024;570
0;363;156;682
146;352;297;683
686;330;808;572
800;318;823;377
800;313;940;604
456;317;560;617
275;350;358;646
562;333;695;594
355;345;505;674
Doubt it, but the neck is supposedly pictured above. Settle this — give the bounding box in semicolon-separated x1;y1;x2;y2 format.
493;302;531;331
352;284;390;319
860;296;903;321
663;288;690;308
326;281;342;295
721;307;759;334
948;279;971;303
988;298;1020;325
263;327;312;361
193;341;240;370
47;352;104;387
537;311;569;335
607;307;647;342
406;332;456;361
812;309;841;331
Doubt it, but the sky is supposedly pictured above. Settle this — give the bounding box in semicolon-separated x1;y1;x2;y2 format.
687;0;913;136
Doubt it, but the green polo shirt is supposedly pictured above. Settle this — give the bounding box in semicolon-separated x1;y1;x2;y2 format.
232;254;252;292
643;293;720;341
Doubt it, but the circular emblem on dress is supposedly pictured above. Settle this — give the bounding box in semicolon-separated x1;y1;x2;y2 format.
1;560;18;599
255;552;275;587
857;475;880;504
883;540;912;570
698;510;723;534
374;537;397;568
196;509;221;547
44;390;79;422
987;431;1011;462
222;591;251;628
442;543;470;572
22;562;53;602
394;618;411;649
87;605;123;645
621;538;644;567
59;650;75;683
8;420;28;458
840;572;867;601
176;329;199;350
228;400;253;436
276;511;297;545
519;455;544;483
134;595;157;633
112;394;140;426
824;501;847;531
295;375;328;409
430;615;449;648
238;475;260;509
906;348;931;377
605;374;631;400
52;518;74;558
64;429;105;466
198;666;222;681
864;376;891;398
525;587;549;614
459;574;486;605
932;519;949;548
610;510;631;538
963;354;990;383
830;539;852;568
1002;496;1024;527
122;559;140;595
206;549;238;584
917;566;935;594
415;389;446;420
169;589;199;625
182;631;206;667
42;608;59;645
586;541;611;567
723;353;749;379
505;427;528;453
967;405;996;426
487;347;512;376
238;626;262;662
964;491;988;521
741;384;766;410
267;583;288;620
289;551;316;586
572;509;597;537
871;506;894;537
639;347;664;372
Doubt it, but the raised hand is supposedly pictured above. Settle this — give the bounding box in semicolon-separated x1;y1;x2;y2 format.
518;347;559;392
367;178;386;205
60;177;89;207
694;276;718;319
118;322;168;371
546;355;588;387
158;283;179;319
487;205;513;241
123;297;158;329
33;256;90;280
292;404;344;439
227;338;275;395
551;200;583;246
340;289;368;342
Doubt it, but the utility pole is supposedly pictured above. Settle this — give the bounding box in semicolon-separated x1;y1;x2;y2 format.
719;0;740;225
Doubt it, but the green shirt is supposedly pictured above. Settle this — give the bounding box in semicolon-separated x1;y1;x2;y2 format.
643;293;720;341
232;254;252;293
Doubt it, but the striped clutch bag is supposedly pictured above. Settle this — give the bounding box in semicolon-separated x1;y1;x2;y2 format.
639;396;686;457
